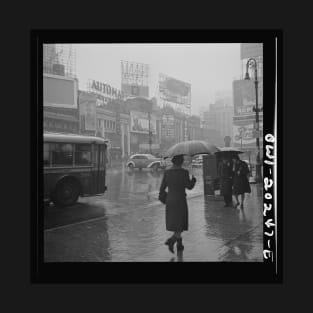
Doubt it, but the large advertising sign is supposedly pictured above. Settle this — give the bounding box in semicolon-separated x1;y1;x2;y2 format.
233;119;263;148
240;43;263;59
130;110;156;134
87;79;123;104
43;74;77;108
121;61;149;98
121;84;149;98
79;91;97;131
159;74;191;112
233;79;263;116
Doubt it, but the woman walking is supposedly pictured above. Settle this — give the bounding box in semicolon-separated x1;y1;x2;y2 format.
232;155;251;209
159;155;196;253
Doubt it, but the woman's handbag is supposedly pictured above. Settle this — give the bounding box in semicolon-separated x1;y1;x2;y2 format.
158;190;167;204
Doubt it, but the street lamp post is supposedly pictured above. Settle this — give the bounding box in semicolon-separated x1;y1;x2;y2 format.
245;58;262;183
148;110;152;154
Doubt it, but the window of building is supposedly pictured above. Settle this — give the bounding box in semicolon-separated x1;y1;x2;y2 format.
113;121;116;129
44;143;50;166
75;144;92;166
51;143;73;166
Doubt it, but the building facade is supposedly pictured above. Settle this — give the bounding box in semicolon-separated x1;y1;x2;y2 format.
43;44;79;134
43;73;79;134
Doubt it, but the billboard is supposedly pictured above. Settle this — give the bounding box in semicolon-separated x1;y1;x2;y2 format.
43;74;77;108
121;84;149;98
130;110;156;135
233;119;263;147
121;61;149;98
240;43;263;59
87;79;123;104
159;74;191;112
79;91;97;131
233;79;263;116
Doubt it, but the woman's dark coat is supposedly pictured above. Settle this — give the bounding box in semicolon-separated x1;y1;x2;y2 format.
232;160;251;195
159;167;196;232
218;161;233;196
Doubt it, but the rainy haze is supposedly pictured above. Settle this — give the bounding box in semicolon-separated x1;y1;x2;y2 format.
43;43;264;262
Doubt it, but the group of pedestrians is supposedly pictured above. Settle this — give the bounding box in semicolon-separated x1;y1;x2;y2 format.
158;153;251;254
219;155;251;209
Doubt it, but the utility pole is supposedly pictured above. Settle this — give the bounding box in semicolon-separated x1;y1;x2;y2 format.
148;110;152;154
245;58;262;183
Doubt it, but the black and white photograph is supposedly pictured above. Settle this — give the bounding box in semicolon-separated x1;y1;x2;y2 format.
31;30;281;283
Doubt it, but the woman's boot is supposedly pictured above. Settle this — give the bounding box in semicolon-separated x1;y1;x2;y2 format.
165;236;177;253
176;238;184;251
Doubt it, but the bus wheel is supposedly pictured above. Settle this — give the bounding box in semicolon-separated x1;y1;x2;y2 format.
53;179;80;207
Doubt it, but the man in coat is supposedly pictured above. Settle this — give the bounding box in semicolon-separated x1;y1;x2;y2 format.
218;157;234;207
232;155;251;209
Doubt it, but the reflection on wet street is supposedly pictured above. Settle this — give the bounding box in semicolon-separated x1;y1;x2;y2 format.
44;166;263;262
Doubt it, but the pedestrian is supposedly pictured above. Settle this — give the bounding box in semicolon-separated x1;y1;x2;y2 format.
159;154;196;253
232;155;251;209
218;157;234;207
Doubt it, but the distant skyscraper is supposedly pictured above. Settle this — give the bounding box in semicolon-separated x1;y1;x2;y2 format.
201;101;233;143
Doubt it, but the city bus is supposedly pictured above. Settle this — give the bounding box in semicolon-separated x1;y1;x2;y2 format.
44;132;109;207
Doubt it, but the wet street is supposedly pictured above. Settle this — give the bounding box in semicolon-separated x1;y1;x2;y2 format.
44;166;263;262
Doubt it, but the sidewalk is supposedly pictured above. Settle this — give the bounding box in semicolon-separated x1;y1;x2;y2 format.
44;185;263;262
134;185;263;262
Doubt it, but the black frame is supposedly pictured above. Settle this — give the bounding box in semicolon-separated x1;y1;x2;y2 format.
31;29;282;284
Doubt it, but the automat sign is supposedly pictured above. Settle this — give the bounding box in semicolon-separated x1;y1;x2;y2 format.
88;79;124;101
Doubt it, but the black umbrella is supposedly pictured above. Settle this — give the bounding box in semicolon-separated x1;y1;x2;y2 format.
215;147;244;159
216;147;243;153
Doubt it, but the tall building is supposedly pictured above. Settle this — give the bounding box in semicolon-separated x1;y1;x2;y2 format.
43;44;79;134
200;98;233;146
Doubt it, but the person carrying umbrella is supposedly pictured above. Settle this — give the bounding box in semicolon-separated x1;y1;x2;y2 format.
160;140;219;254
218;156;234;207
159;154;196;253
232;154;251;209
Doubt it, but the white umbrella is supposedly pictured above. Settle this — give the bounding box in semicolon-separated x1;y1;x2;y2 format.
164;140;220;158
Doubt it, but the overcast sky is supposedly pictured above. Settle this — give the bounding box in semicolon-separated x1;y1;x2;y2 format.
75;43;242;115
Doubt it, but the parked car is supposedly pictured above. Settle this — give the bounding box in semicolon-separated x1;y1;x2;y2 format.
160;155;192;169
126;154;166;171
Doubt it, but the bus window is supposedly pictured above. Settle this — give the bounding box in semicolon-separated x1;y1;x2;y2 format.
44;143;50;167
93;144;98;165
51;143;73;166
100;145;107;166
103;146;108;166
75;144;92;166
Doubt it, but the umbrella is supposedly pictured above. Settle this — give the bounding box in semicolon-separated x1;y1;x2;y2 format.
215;147;244;153
215;147;244;158
164;140;220;158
